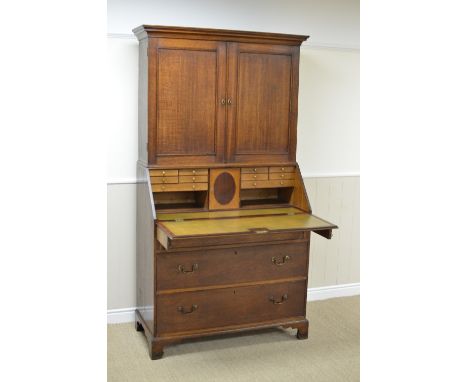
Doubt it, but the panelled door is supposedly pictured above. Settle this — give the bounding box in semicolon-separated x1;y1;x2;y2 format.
226;43;299;164
148;38;227;165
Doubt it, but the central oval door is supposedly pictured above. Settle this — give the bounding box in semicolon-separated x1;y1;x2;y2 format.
213;172;236;205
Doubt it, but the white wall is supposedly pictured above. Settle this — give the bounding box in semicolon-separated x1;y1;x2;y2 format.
108;0;359;48
107;0;360;312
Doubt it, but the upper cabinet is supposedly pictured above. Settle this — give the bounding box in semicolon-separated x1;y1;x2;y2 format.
133;25;308;166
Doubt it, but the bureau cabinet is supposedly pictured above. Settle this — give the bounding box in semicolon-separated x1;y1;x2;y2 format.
134;26;301;166
133;25;337;360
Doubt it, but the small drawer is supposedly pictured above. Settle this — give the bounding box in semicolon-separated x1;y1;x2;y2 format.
156;280;306;334
241;167;268;174
179;175;209;183
269;173;295;180
151;176;179;184
150;169;179;177
152;183;208;193
179;169;209;176
241;173;268;181
241;180;295;189
269;166;295;173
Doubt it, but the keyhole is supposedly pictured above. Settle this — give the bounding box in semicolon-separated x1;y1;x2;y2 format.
234;250;238;255
233;290;236;295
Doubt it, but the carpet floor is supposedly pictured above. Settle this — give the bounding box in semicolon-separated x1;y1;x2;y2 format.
108;296;360;382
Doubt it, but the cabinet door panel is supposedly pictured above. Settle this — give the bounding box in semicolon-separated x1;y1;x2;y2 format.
227;43;299;163
148;39;226;165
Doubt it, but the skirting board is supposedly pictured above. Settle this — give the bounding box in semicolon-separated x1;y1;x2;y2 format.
107;283;360;324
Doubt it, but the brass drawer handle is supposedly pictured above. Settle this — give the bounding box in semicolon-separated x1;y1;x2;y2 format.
221;98;226;105
178;264;198;273
269;294;288;305
272;255;290;266
227;98;232;105
177;304;198;314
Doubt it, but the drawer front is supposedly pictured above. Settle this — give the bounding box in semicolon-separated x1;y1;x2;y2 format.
269;172;295;180
241;167;268;174
152;183;208;192
241;173;269;181
269;166;295;173
179;169;209;176
161;231;307;250
150;169;179;177
241;179;294;189
151;176;179;184
179;175;209;183
156;280;306;334
157;242;308;290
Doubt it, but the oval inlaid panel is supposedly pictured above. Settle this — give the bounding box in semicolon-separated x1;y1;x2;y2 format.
213;172;236;205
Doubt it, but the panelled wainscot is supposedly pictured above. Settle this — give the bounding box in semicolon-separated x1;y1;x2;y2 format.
133;25;338;359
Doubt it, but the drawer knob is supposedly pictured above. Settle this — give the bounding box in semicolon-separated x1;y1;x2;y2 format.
281;167;285;171
177;263;198;273
253;168;257;172
162;171;166;175
177;304;198;314
272;255;290;266
269;294;288;305
192;170;196;174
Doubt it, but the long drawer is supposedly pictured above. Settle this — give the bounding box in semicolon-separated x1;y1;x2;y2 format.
156;280;306;334
157;229;307;250
156;242;308;290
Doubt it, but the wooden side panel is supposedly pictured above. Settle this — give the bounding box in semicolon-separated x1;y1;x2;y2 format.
136;164;156;333
137;38;148;164
149;38;227;165
290;165;311;213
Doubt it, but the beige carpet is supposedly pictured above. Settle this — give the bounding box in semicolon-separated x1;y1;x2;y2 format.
108;296;359;382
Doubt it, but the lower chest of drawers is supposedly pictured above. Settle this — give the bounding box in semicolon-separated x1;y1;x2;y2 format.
154;241;310;335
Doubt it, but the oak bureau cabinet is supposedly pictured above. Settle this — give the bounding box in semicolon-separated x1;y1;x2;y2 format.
133;25;338;360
